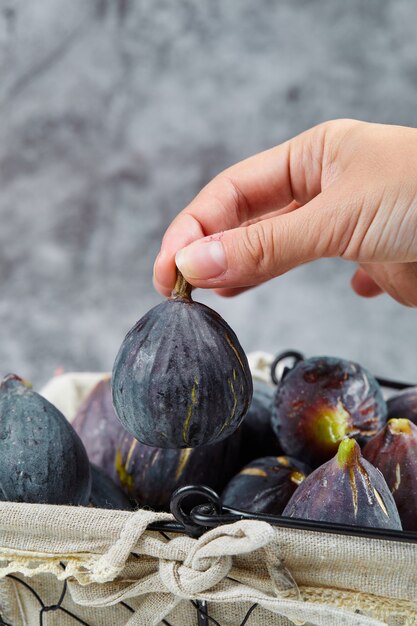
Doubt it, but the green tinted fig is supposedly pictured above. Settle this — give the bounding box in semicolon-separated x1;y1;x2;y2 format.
114;427;242;511
112;273;252;448
0;374;91;505
272;356;387;467
283;439;401;530
72;376;126;474
222;455;309;515
387;388;417;425
90;464;134;510
239;380;282;465
363;419;417;531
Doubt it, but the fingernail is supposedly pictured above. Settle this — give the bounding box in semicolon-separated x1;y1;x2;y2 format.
175;240;227;280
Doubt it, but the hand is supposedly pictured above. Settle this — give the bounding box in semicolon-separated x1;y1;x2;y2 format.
153;119;417;306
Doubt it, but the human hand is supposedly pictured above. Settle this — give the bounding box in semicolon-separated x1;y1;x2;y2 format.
153;119;417;306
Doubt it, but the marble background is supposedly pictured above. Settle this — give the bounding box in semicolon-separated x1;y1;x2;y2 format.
1;0;417;388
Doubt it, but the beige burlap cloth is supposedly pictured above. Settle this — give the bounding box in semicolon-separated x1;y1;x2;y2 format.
0;355;416;625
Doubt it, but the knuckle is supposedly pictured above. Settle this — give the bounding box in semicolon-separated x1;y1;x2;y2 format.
320;118;360;134
239;222;276;276
210;173;250;226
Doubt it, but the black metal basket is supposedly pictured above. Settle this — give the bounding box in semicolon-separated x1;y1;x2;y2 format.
2;351;416;626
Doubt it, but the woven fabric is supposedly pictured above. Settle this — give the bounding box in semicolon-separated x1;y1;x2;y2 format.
0;355;416;626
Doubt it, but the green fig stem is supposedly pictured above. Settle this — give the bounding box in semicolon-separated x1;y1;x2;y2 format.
171;270;193;301
337;438;360;467
388;418;412;435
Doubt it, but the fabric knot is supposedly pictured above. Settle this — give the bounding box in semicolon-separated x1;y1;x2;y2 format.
157;520;276;599
159;550;232;597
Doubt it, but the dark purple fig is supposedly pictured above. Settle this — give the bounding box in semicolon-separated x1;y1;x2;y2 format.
72;376;126;474
90;464;134;510
114;427;243;511
283;438;402;530
112;272;252;448
387;388;417;425
239;380;282;465
222;455;310;515
271;356;387;467
0;374;91;505
363;419;417;531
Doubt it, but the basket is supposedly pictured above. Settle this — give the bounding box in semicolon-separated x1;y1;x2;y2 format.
0;352;416;626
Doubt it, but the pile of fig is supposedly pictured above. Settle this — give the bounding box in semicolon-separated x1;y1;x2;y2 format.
66;346;416;532
1;270;416;535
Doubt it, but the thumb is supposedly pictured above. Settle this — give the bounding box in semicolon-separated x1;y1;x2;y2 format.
175;188;346;290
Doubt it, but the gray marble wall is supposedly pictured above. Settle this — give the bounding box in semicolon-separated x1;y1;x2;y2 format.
0;0;417;387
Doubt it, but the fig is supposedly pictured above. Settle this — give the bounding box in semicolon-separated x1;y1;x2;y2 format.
72;376;126;474
271;356;387;467
112;272;252;448
363;418;417;530
239;379;282;465
114;427;243;511
0;374;91;505
387;388;417;425
283;439;402;530
90;464;134;510
222;455;309;515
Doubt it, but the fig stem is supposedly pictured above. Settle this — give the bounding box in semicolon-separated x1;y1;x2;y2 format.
337;438;360;467
172;270;193;301
1;373;32;389
388;418;412;435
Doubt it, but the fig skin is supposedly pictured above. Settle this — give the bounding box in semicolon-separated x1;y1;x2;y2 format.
387;388;417;425
271;356;387;468
112;275;252;449
90;464;134;511
72;376;126;474
363;418;417;531
239;379;282;466
0;374;91;505
283;439;402;530
114;427;243;511
222;455;310;515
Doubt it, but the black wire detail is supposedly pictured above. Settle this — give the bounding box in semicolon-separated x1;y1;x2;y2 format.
190;599;259;626
195;599;209;626
270;350;304;385
49;606;91;626
170;485;222;537
7;574;44;607
6;559;265;626
190;600;222;626
240;603;258;625
7;575;92;626
269;351;416;391
159;529;172;541
375;375;415;390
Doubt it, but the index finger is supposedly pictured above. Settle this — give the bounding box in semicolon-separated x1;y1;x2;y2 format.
153;123;327;296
